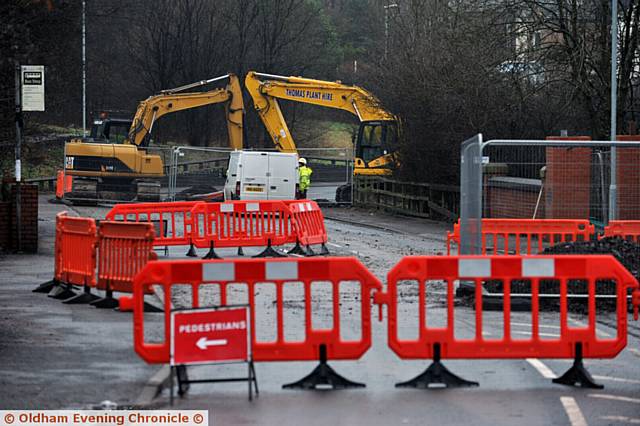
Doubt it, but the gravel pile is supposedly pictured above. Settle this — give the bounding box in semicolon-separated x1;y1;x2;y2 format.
542;236;640;280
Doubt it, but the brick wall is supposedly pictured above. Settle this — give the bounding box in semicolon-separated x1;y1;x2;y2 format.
0;201;10;251
615;136;640;220
2;183;39;253
545;136;591;219
486;177;543;218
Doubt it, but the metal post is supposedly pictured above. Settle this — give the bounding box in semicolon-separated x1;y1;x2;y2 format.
14;65;22;252
82;0;87;136
609;0;618;222
383;4;398;61
460;134;483;254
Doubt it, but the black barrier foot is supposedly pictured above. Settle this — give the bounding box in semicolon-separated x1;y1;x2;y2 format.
287;239;307;256
48;284;77;300
63;287;100;304
395;343;479;389
237;246;244;256
202;242;222;259
90;290;119;309
185;243;197;258
320;243;330;256
254;239;287;258
305;245;316;256
176;365;190;396
552;343;603;389
282;344;365;390
143;301;164;313
33;279;57;293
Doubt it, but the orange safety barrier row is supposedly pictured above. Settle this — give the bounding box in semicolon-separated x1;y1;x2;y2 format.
36;217;158;306
93;221;156;308
128;257;381;387
447;219;595;255
55;170;73;199
105;201;202;247
602;220;640;242
190;200;298;249
106;200;330;255
374;255;639;388
288;200;328;246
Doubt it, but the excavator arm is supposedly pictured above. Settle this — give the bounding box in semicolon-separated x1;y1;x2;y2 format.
128;73;244;149
245;71;397;169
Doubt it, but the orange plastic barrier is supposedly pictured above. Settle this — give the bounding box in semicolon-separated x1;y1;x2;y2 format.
55;170;73;199
288;200;328;246
58;214;98;287
602;220;640;242
447;219;595;255
190;201;298;249
128;257;381;387
93;221;156;308
105;201;202;247
374;255;639;387
53;212;64;282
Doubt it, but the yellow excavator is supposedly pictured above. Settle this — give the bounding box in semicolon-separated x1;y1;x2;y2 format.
64;73;244;201
244;71;399;201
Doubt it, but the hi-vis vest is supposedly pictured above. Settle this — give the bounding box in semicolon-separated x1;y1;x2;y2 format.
299;166;312;190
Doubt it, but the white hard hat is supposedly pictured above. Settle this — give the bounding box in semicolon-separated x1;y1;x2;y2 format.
298;158;307;165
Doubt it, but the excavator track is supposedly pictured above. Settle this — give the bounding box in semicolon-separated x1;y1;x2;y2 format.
66;177;99;205
65;177;160;204
136;180;161;202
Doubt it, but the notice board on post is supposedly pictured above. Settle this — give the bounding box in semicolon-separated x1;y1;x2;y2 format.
21;65;45;112
171;306;250;366
169;305;258;402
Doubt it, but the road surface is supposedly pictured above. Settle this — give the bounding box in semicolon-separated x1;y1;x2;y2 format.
0;197;638;426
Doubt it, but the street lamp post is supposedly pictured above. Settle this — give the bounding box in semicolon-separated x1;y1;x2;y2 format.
609;0;618;222
384;3;398;61
82;0;87;136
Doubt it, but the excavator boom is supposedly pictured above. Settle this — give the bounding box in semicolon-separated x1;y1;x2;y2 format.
245;71;399;202
128;73;244;149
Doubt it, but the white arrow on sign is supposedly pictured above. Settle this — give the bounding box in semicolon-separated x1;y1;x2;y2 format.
196;337;228;350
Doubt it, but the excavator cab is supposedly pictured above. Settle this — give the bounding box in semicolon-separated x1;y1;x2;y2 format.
356;120;397;164
89;118;131;144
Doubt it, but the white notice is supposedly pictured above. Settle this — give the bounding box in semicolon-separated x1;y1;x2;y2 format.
21;65;45;111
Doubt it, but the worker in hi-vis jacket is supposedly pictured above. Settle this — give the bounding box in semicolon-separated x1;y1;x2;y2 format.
297;158;312;199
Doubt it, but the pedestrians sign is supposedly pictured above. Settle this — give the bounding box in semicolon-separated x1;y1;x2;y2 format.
170;306;250;366
21;65;45;111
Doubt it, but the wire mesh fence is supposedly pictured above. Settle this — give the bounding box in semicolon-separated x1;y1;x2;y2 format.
460;135;640;254
481;143;640;225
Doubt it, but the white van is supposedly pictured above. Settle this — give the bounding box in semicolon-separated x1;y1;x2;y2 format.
224;151;299;200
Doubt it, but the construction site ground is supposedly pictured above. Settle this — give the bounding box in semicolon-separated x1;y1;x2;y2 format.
1;195;639;425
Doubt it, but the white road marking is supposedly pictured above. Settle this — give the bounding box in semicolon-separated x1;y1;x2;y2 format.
560;396;588;426
600;416;640;424
511;322;560;329
526;358;556;379
592;375;640;385
589;394;640;404
327;242;342;248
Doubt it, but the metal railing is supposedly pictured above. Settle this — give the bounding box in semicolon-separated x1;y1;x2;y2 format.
354;176;459;221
